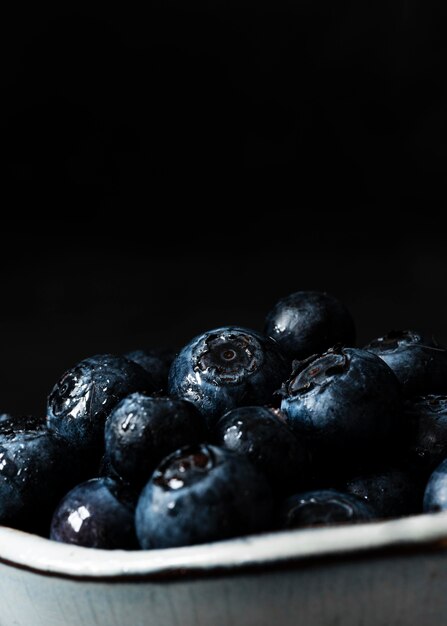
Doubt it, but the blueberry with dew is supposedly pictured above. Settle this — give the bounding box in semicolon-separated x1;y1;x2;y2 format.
344;467;422;519
0;415;78;533
364;330;447;396
47;354;155;458
168;327;288;425
278;488;376;529
135;444;273;549
105;394;206;488
280;347;403;463
403;394;447;474
424;459;447;513
265;290;356;360
213;405;310;492
51;477;138;549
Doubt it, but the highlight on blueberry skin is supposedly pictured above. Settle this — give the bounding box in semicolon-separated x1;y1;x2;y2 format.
135;444;274;549
423;459;447;513
343;468;422;519
265;290;356;361
50;477;138;549
0;415;77;533
104;393;206;488
213;406;310;492
404;395;447;475
278;489;376;529
364;330;447;396
47;354;155;457
168;327;289;424
279;347;403;460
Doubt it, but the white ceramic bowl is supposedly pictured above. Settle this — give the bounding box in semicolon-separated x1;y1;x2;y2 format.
2;513;447;626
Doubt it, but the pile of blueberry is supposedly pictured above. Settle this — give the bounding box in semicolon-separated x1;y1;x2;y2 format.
2;290;447;551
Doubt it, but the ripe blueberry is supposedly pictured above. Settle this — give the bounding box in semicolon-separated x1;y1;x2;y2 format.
213;406;310;492
135;444;273;549
279;489;375;528
168;327;288;424
47;354;154;457
344;468;422;518
424;459;447;513
364;330;447;396
404;395;447;474
104;394;206;488
50;477;138;549
265;290;355;360
280;347;402;461
0;415;77;533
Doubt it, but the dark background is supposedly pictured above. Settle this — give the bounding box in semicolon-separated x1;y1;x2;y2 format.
1;5;445;416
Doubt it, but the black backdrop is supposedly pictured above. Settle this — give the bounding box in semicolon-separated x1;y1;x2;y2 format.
3;4;447;206
1;219;445;416
1;5;446;415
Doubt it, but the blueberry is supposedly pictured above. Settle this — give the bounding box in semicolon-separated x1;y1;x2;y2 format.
50;477;138;549
104;394;206;488
278;489;375;529
213;406;310;492
168;327;288;425
280;347;402;462
423;459;447;513
344;468;422;518
265;291;356;360
364;330;447;396
404;395;447;474
135;444;273;549
47;354;154;458
0;415;77;533
124;348;175;392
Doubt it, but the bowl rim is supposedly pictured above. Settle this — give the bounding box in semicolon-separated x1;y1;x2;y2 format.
1;511;447;581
